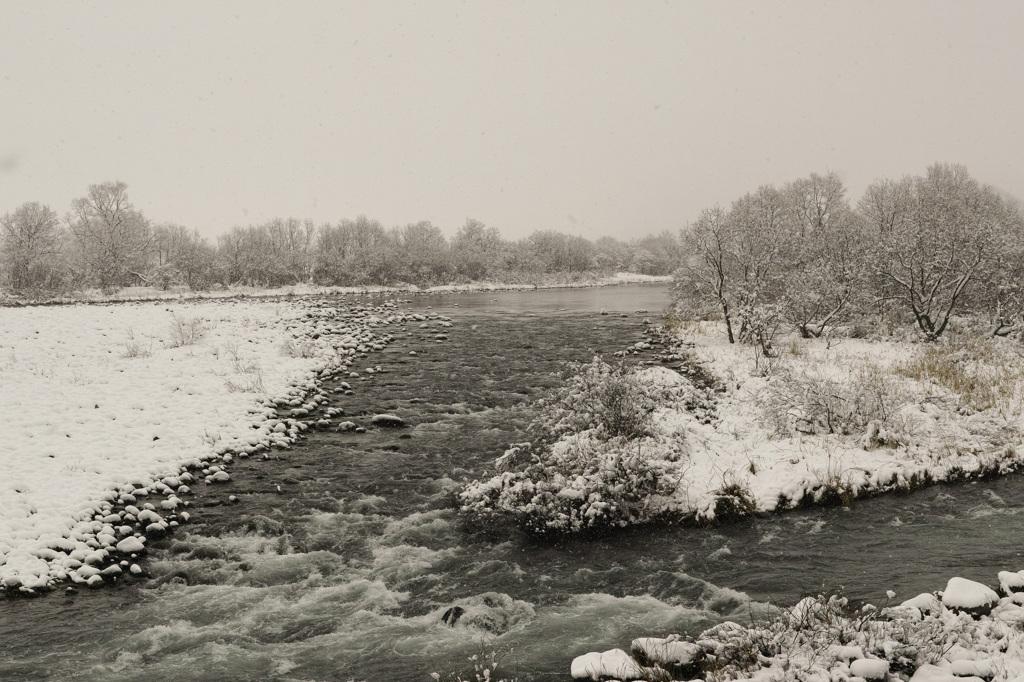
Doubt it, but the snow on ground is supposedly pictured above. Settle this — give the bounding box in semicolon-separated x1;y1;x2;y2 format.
647;322;1024;520
0;296;398;592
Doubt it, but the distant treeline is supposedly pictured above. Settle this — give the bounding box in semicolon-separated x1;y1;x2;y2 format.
0;182;680;295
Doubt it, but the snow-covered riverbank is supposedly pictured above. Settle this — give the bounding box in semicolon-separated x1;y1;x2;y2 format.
463;321;1024;533
660;323;1024;521
0;297;408;593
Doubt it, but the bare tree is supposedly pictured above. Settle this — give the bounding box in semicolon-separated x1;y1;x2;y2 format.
966;198;1024;336
313;216;398;285
452;218;502;281
68;181;152;290
675;205;737;342
782;173;868;337
873;164;1004;341
857;176;915;235
393;221;451;285
787;171;848;236
0;202;66;292
150;223;216;290
728;184;793;347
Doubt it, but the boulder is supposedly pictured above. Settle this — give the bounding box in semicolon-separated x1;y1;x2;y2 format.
371;414;407;428
941;577;999;617
850;658;888;680
570;649;644;680
998;570;1024;595
115;536;145;553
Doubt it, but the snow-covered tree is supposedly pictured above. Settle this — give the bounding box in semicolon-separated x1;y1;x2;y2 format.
0;202;66;292
675;205;737;342
68;181;152;290
781;173;868;337
871;164;1006;341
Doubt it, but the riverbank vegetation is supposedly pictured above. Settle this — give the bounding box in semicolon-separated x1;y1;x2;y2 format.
459;358;693;534
461;318;1024;533
0;181;679;299
571;571;1024;681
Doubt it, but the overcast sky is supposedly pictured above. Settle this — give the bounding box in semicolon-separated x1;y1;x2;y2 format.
1;1;1022;241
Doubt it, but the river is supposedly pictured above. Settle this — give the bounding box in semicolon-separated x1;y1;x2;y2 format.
1;283;1023;681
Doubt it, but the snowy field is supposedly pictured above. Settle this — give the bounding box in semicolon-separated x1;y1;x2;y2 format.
0;296;395;591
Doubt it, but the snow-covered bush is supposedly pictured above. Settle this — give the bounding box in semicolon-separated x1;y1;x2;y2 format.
761;364;909;437
168;312;208;347
460;434;686;534
460;359;690;535
534;357;657;441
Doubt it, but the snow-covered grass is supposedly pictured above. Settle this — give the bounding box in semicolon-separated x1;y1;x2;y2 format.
0;296;404;593
671;323;1024;520
570;570;1024;681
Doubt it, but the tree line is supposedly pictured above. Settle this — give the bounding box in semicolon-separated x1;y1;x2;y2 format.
0;181;681;295
674;163;1024;345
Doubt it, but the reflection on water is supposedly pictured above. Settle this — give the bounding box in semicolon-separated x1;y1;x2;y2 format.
3;284;1024;681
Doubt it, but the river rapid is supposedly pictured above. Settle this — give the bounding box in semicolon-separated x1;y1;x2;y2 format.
2;283;1023;681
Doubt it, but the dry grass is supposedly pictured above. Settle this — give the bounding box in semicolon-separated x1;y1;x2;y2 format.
120;328;153;358
281;337;319;359
225;369;265;394
896;338;1024;414
168;313;208;348
761;361;909;437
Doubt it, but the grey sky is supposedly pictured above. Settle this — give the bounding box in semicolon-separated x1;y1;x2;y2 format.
1;1;1022;241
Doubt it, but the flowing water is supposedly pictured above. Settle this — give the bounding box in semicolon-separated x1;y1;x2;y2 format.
2;283;1024;681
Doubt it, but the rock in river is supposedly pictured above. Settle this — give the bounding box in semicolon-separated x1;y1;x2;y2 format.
371;414;407;428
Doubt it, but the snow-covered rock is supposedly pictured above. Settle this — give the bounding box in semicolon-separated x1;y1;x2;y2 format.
570;649;645;680
631;637;700;666
997;569;1024;595
115;536;145;553
849;658;888;679
950;659;995;679
909;662;984;681
941;577;999;616
901;592;942;615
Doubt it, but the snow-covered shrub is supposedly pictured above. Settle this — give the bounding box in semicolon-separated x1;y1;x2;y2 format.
431;645;519;682
534;357;656;441
281;337;319;359
761;363;909;437
167;312;208;347
460;359;691;535
736;301;786;355
460;434;686;534
120;328;153;358
705;480;759;521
